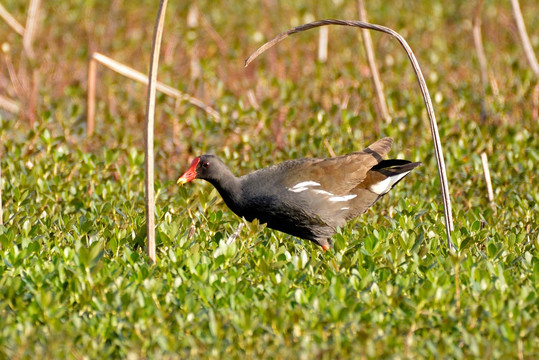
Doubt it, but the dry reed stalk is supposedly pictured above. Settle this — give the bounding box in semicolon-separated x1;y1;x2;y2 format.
29;65;39;125
187;5;201;82
86;52;220;136
226;223;244;245
87;57;97;136
473;0;488;90
0;3;25;36
0;95;19;114
23;0;41;59
318;27;328;62
472;0;488;121
357;0;390;123
246;19;455;248
510;0;539;77
480;152;494;203
145;0;169;264
20;0;41;126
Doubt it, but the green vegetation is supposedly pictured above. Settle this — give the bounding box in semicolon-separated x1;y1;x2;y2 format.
1;0;538;358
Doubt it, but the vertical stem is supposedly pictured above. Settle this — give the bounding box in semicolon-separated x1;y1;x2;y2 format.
357;0;391;122
187;5;201;82
480;152;494;203
23;0;41;59
23;0;41;126
145;0;169;264
473;0;488;90
87;57;97;136
509;0;539;76
318;27;328;62
472;0;488;121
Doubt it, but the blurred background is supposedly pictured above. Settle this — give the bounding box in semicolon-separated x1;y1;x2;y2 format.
1;1;537;163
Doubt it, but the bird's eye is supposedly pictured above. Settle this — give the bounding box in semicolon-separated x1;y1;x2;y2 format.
202;162;210;168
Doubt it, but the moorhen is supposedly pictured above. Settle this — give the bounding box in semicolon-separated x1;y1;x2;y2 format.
177;137;420;251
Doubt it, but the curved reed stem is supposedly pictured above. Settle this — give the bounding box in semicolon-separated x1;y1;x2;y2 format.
246;19;454;248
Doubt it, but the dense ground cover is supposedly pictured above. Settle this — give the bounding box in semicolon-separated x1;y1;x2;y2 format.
1;0;538;358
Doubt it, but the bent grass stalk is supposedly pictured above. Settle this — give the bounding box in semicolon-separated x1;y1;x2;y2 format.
23;0;41;59
86;52;220;137
246;19;454;248
510;0;539;77
510;0;539;122
0;3;25;36
145;0;169;264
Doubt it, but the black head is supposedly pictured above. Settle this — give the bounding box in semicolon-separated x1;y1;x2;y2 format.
177;154;228;185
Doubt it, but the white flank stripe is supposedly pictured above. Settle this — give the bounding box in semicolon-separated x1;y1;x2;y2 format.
313;189;334;196
329;194;357;202
292;181;320;189
341;207;350;210
369;171;410;195
289;181;321;193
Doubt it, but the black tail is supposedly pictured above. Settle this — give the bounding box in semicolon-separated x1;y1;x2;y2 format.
371;159;422;189
372;159;422;173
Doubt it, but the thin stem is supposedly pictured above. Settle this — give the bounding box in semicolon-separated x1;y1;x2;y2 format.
473;0;488;90
318;27;328;62
145;0;169;264
0;3;25;36
87;57;97;136
472;0;488;121
23;0;41;59
510;0;539;77
90;52;220;121
480;152;494;203
357;0;390;122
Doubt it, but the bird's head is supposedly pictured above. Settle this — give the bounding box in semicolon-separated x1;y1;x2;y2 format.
177;154;222;185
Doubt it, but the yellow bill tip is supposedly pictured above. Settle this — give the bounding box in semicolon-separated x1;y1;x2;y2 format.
177;177;188;186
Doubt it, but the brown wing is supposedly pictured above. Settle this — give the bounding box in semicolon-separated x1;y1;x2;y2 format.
280;137;393;194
